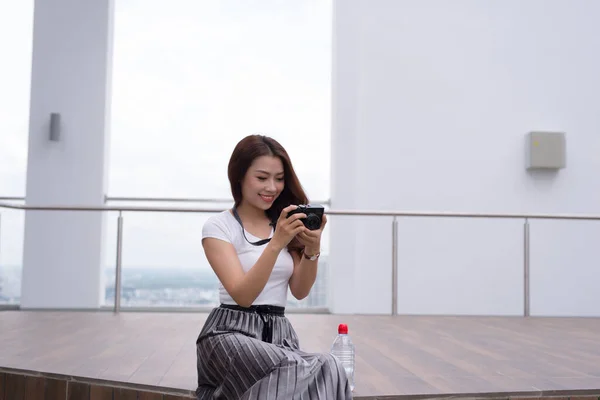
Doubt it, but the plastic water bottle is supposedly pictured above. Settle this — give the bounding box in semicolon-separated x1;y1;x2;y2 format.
330;323;355;391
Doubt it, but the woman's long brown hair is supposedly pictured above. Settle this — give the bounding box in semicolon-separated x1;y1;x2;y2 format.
228;134;309;254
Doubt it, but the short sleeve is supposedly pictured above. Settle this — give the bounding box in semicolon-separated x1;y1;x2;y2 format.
202;214;233;243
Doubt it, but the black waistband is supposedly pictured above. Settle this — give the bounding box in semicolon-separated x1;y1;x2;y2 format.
220;303;285;316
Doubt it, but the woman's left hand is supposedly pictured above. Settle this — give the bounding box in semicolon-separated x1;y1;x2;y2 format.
297;214;327;255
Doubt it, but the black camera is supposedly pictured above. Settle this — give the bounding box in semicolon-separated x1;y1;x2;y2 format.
287;204;325;230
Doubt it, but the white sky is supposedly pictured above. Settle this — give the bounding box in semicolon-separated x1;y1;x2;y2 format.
0;0;332;268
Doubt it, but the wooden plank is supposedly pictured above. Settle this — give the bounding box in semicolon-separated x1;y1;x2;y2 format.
114;387;138;400
0;372;5;400
138;391;163;400
44;378;67;400
67;381;90;400
5;373;26;400
89;384;114;400
24;375;46;399
164;395;194;400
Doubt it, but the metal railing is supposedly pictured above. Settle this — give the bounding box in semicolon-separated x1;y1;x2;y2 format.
2;197;600;315
0;196;330;313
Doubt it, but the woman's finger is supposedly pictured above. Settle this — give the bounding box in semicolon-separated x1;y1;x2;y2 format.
293;225;306;236
302;229;319;238
298;231;311;241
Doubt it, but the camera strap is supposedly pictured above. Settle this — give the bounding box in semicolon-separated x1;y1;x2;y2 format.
231;207;272;246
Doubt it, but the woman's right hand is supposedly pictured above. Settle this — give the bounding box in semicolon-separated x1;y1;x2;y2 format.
270;205;306;251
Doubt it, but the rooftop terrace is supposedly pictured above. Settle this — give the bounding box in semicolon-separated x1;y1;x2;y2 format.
2;311;600;399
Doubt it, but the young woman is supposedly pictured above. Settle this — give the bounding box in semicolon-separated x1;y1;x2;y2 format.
195;135;352;399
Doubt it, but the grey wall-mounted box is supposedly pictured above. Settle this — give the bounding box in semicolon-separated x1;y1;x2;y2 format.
526;131;566;170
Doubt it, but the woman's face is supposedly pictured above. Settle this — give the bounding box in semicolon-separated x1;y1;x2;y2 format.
241;155;285;210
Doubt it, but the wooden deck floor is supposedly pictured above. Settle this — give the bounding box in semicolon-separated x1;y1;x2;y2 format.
1;311;600;399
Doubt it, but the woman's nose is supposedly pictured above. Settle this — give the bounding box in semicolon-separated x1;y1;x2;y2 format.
265;179;276;191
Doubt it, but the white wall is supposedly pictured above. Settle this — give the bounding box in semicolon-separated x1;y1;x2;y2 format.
20;0;114;308
330;0;600;315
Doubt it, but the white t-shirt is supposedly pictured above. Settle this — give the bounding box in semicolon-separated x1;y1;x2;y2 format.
201;210;294;307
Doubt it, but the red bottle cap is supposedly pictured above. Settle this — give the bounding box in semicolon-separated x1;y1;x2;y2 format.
338;323;348;334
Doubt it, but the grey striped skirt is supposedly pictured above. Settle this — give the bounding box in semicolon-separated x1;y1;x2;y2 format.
195;304;353;400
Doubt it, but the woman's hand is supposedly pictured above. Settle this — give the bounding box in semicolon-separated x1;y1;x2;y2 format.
297;214;327;255
270;205;307;252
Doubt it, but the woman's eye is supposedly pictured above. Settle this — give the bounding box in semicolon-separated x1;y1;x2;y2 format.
257;177;267;181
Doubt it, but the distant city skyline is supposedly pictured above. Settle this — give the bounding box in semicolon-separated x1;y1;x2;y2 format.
0;256;329;308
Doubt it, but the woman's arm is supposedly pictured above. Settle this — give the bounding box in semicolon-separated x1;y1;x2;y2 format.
203;205;306;308
289;214;327;300
203;238;282;307
288;249;320;300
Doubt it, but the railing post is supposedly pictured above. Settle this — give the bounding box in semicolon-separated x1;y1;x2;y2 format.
391;216;398;316
524;218;530;317
114;211;124;314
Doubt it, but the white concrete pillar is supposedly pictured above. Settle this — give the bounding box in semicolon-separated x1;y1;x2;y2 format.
20;0;114;308
328;0;362;314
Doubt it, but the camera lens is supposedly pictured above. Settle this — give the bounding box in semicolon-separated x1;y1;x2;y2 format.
305;214;321;230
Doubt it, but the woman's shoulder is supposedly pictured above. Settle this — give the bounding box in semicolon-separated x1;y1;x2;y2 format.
205;209;234;224
202;210;238;243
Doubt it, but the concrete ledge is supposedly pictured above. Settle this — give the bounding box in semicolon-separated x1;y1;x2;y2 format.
2;367;600;400
0;367;195;399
